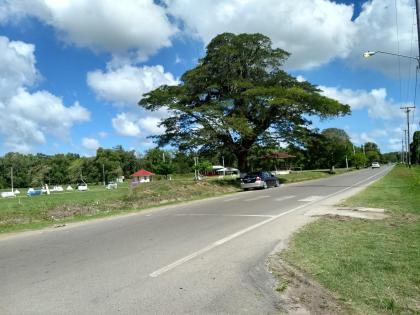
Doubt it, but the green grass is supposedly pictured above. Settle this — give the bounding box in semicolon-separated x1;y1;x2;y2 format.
277;168;354;184
0;168;355;234
0;179;240;233
281;165;420;314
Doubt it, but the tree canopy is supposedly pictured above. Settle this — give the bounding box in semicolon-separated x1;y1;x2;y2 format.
139;33;350;171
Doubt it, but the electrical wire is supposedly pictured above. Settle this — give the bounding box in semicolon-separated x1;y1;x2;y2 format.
394;0;403;102
405;7;416;104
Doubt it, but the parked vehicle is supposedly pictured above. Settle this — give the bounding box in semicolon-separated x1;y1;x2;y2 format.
106;181;117;190
371;162;381;169
240;171;280;190
27;188;43;197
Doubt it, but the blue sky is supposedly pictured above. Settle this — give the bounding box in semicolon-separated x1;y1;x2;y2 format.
0;0;419;156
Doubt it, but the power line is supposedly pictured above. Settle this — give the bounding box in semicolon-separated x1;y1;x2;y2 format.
405;7;416;104
394;0;403;101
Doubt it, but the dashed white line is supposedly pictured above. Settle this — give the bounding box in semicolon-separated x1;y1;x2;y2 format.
223;197;240;202
244;195;270;202
174;213;274;218
299;195;324;202
149;167;391;278
274;195;295;202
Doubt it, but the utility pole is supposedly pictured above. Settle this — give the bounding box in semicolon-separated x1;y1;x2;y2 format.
162;152;165;163
415;0;420;60
222;155;225;177
102;164;105;186
401;138;404;164
11;167;13;193
401;106;415;167
194;156;198;180
404;130;407;164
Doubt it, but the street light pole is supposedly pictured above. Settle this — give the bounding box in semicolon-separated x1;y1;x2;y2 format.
415;0;420;60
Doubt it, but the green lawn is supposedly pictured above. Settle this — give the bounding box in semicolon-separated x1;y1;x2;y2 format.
0;179;240;233
281;165;420;314
277;168;354;184
0;167;356;234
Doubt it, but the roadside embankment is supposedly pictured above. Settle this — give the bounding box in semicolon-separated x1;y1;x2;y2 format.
273;165;420;314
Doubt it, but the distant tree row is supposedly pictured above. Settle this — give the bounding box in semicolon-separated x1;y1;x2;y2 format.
0;129;400;189
0;147;178;189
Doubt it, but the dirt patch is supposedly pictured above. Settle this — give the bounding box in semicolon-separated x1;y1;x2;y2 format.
269;254;348;315
48;200;124;220
305;206;388;220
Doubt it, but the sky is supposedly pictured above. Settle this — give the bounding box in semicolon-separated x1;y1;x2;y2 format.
0;0;419;156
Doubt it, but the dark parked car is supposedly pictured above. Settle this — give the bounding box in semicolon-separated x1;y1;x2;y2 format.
240;171;280;190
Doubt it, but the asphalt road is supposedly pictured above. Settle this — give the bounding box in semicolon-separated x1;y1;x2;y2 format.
0;166;392;314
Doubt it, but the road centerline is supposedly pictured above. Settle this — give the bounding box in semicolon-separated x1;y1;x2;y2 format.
174;213;275;218
244;195;270;202
149;167;390;278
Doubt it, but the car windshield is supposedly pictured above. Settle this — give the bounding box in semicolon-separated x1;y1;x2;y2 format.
245;172;263;177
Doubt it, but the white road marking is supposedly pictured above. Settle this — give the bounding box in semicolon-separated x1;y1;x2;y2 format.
149;167;391;278
223;197;240;202
174;214;274;218
274;195;296;202
298;195;324;202
244;195;270;202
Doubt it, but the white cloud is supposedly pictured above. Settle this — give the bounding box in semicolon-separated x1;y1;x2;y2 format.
0;36;38;99
98;131;108;139
166;0;356;70
0;36;90;153
1;0;177;60
112;113;141;137
82;137;100;151
351;0;416;76
138;117;165;135
87;64;178;106
111;112;166;138
320;86;404;120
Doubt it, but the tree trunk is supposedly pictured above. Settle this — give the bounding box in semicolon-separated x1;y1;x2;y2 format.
236;150;249;172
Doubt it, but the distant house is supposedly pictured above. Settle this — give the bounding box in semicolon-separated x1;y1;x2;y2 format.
130;169;155;188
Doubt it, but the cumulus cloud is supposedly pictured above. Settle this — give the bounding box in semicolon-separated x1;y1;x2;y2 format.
112;113;141;137
0;36;90;153
82;137;100;151
111;112;166;138
351;0;416;76
0;36;38;99
0;0;177;60
320;86;404;120
87;64;178;106
165;0;356;70
98;131;108;139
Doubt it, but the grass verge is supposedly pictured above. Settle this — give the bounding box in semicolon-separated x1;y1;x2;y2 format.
276;168;354;184
0;179;240;234
279;165;420;314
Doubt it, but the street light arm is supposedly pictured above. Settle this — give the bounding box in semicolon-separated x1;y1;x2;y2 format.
363;50;420;63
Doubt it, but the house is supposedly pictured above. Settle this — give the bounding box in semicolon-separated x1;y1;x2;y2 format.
130;169;155;188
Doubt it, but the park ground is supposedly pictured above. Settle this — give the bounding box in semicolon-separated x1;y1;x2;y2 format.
273;165;420;314
0;168;353;234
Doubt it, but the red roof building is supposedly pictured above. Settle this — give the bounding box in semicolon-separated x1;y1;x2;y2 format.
130;169;155;188
130;169;155;177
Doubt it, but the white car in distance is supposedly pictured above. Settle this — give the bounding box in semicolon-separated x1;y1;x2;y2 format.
371;162;380;169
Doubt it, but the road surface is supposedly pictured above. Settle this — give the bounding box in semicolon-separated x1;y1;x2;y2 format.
0;166;391;314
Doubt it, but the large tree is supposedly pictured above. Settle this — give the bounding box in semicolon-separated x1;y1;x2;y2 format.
139;33;350;171
411;131;420;164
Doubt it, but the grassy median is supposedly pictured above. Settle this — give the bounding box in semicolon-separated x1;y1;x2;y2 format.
280;165;420;314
